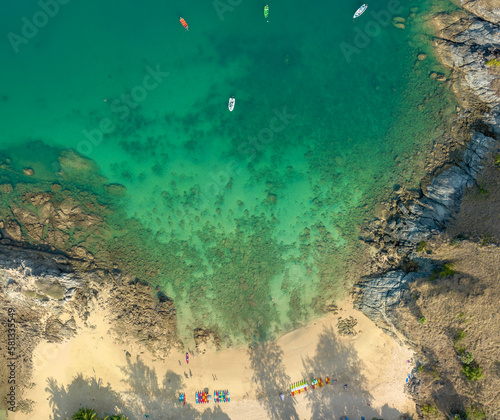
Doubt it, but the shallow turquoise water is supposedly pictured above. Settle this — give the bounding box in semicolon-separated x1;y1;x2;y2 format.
0;0;455;344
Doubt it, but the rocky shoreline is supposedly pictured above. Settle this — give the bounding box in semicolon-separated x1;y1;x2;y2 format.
0;1;499;416
354;1;500;334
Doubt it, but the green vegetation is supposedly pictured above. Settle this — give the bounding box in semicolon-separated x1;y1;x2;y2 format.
418;316;427;324
477;184;488;195
72;408;98;420
495;153;500;168
421;403;437;417
71;409;128;420
462;363;484;381
417;365;424;373
465;405;487;420
480;234;493;246
430;263;456;281
454;329;467;342
461;352;474;365
486;58;500;67
417;240;427;252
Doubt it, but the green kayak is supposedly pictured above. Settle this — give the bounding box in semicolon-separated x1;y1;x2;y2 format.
264;5;269;19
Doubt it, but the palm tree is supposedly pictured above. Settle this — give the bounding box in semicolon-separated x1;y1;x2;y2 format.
72;407;98;420
104;415;129;420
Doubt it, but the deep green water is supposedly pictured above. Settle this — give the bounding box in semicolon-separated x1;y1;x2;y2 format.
0;0;457;344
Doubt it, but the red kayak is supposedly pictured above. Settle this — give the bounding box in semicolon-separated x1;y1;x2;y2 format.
186;352;189;364
180;17;189;31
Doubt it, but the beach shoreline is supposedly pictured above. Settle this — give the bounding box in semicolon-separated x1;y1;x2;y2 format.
11;298;415;420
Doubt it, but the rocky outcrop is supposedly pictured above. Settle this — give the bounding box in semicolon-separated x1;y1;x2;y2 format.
354;271;425;339
0;245;83;304
361;135;498;278
357;2;500;330
434;9;500;133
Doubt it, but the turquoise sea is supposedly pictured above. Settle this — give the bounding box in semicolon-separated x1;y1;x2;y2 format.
0;0;457;344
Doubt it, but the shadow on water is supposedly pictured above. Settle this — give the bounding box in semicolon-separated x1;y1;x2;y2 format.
248;340;299;420
301;325;408;420
45;357;231;419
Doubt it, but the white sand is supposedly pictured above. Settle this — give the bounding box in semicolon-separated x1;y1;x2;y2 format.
13;300;415;420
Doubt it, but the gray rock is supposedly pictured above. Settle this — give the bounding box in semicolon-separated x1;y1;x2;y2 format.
354;271;423;338
0;245;83;302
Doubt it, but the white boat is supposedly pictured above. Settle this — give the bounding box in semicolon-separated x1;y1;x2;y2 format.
228;96;235;111
353;4;368;19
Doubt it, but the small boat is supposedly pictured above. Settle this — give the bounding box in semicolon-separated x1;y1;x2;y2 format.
228;96;235;111
264;5;269;19
186;352;189;363
353;4;368;19
180;17;189;30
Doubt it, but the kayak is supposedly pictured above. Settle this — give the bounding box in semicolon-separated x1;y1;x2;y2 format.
180;17;189;30
186;352;189;363
353;4;368;19
264;5;269;19
228;96;235;111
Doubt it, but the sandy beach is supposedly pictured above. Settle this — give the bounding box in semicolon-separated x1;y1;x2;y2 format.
12;299;415;420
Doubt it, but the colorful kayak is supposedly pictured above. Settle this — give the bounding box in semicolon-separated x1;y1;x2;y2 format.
180;17;189;30
264;5;269;19
228;96;235;111
186;352;189;363
353;4;368;19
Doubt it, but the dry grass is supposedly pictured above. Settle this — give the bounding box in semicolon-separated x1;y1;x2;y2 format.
398;240;500;418
395;155;500;419
447;150;500;243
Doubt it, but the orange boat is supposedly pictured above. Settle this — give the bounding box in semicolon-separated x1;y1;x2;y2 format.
180;17;188;31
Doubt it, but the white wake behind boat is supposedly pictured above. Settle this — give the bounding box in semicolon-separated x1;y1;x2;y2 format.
353;4;368;19
228;96;235;111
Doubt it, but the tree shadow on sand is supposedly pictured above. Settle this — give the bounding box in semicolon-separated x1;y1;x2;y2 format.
248;340;299;420
119;356;231;419
44;358;232;419
301;325;408;420
45;373;133;420
118;356;199;419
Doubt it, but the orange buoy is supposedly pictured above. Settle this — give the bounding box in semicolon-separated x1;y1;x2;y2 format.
180;17;188;31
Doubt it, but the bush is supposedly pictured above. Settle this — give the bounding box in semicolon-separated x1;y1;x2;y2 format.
430;263;455;281
421;403;437;416
454;329;467;342
418;316;427;324
465;405;487;420
486;58;500;67
72;408;98;420
417;241;426;252
417;365;424;373
461;352;474;365
440;263;455;277
495;153;500;168
462;364;484;381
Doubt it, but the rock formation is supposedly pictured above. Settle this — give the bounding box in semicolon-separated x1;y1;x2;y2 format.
356;1;500;332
